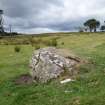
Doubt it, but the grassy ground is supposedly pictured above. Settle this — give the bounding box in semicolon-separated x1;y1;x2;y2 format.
1;33;105;105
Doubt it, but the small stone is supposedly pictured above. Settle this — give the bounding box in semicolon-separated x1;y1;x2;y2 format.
60;79;75;84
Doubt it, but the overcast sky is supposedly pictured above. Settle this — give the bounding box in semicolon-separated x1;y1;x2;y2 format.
0;0;105;34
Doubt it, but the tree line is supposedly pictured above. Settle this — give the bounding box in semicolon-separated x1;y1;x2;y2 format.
80;18;105;32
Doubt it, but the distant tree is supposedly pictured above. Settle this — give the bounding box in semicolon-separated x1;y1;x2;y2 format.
78;27;84;32
100;21;105;32
84;19;100;32
77;26;88;32
79;29;84;32
100;25;105;32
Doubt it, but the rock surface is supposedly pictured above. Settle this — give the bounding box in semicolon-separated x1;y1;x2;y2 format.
29;47;81;83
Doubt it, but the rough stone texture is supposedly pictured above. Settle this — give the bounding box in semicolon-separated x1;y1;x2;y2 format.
29;47;81;83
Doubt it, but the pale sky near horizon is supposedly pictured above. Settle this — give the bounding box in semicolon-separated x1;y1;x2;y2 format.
0;0;105;33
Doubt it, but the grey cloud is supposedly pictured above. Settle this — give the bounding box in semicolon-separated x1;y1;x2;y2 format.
0;0;105;33
1;0;62;18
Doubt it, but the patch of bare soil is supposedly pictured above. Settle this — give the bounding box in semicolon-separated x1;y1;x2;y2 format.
14;74;33;85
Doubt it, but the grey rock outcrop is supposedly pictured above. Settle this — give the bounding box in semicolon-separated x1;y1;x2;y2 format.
29;47;80;83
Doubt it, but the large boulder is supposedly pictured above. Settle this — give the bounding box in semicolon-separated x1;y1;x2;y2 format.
29;47;81;83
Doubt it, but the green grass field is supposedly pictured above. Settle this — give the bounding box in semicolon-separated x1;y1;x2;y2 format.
1;33;105;105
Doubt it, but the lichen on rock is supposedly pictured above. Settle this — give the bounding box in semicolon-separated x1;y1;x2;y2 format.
29;47;81;83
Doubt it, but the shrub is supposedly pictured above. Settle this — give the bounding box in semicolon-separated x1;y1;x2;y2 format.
14;46;21;53
29;38;36;46
29;37;43;46
23;39;30;45
35;45;40;50
44;39;58;47
51;39;57;47
61;42;64;45
44;40;52;46
0;36;3;39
